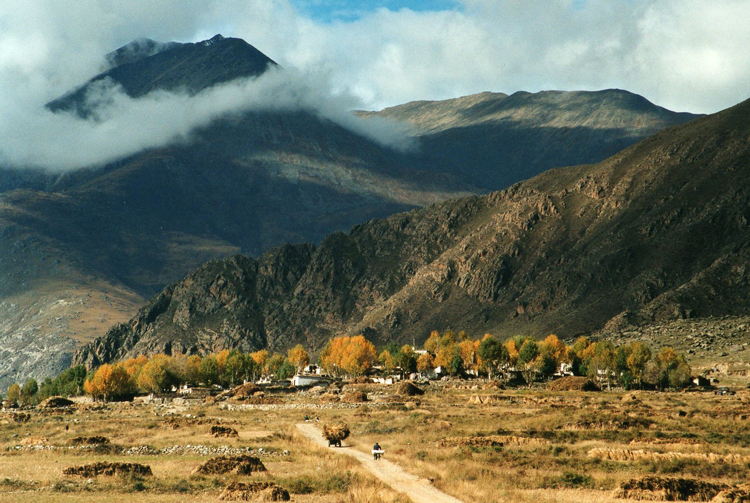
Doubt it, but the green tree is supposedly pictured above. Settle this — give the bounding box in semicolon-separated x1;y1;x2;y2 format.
478;335;508;379
266;353;287;378
199;355;220;385
225;352;246;385
275;359;295;380
449;354;464;376
20;379;38;405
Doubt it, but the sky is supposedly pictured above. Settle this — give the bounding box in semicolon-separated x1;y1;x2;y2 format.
1;0;749;171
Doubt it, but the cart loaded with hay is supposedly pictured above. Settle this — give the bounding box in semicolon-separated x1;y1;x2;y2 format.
323;423;350;447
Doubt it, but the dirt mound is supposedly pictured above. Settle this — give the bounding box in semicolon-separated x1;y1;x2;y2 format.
239;396;281;405
396;382;425;396
483;381;505;390
712;484;750;503
547;376;600;392
231;383;262;399
564;415;653;430
468;395;514;405
193;455;266;475
63;462;152;478
323;423;350;447
219;481;290;501
20;436;48;446
211;426;239;438
439;435;548;448
38;396;75;408
589;448;750;465
341;391;368;403
318;393;340;403
69;436;110;446
630;438;708;447
163;416;239;429
7;412;31;423
613;476;725;501
439;436;503;448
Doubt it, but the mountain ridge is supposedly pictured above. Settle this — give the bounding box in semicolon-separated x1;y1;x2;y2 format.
74;97;750;368
0;35;703;386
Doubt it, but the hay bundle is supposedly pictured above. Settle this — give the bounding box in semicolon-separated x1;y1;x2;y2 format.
323;423;350;447
211;425;239;438
613;476;725;501
219;482;290;501
396;382;425;396
318;393;340;403
546;376;600;392
63;462;152;478
69;436;110;446
38;396;75;408
308;385;326;395
341;391;368;403
193;455;266;475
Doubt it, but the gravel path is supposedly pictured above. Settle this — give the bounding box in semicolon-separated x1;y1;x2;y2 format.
295;423;464;503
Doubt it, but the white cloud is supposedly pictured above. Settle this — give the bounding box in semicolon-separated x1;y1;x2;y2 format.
1;0;749;171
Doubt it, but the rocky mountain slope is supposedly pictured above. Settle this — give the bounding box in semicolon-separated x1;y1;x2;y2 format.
75;97;750;367
0;35;700;386
362;90;699;189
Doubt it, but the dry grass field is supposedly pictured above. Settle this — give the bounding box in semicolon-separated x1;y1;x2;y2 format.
2;382;750;502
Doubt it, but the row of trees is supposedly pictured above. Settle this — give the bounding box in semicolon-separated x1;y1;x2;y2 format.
81;345;312;400
2;366;88;407
4;331;693;403
475;333;691;389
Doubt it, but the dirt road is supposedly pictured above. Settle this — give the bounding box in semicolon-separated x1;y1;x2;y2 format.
295;423;464;503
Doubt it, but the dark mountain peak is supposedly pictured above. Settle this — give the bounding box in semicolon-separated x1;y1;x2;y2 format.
200;34;225;46
105;38;181;69
47;34;277;117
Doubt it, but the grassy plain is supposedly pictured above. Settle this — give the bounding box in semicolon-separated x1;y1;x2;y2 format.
1;382;749;502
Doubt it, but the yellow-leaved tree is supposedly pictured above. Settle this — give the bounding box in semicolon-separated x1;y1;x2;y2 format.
287;344;310;373
84;364;132;401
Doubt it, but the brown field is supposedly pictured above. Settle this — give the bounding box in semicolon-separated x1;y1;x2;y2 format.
2;383;750;502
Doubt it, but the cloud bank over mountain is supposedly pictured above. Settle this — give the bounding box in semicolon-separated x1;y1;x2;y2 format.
1;0;748;170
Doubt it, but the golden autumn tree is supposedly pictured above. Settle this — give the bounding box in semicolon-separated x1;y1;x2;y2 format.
319;335;376;378
416;352;434;372
340;335;377;377
84;364;132;401
504;339;520;367
459;339;481;373
287;344;310;373
137;354;173;393
379;349;395;373
251;350;269;375
185;355;202;385
215;349;231;378
424;330;441;354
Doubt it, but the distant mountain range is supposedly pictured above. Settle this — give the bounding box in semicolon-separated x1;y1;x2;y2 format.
76;96;750;368
0;35;700;386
